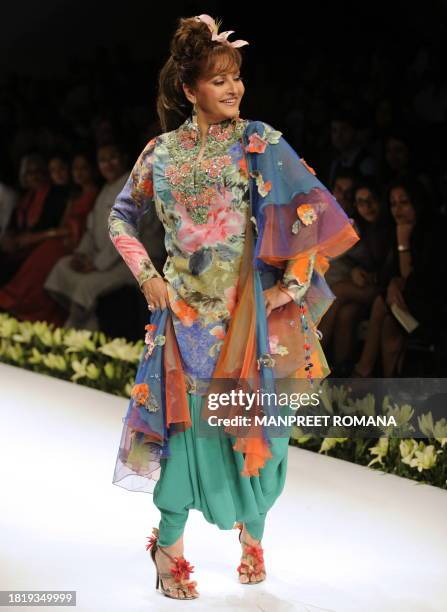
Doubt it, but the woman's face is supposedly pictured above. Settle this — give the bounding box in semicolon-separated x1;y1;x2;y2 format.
22;160;47;190
354;187;380;223
333;177;354;214
49;157;70;185
97;145;126;182
331;120;355;152
385;138;409;171
389;186;416;224
72;155;94;186
184;61;245;123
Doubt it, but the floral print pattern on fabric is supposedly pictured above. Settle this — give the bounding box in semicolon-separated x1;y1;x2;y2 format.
110;111;251;385
109;109;361;487
163;109;248;225
109;112;322;388
108;138;162;288
144;323;165;359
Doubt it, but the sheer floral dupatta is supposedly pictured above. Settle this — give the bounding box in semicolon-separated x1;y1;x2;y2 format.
113;121;360;491
201;120;360;477
112;299;191;493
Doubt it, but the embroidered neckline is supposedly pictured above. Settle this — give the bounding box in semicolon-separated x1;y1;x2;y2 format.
191;106;240;129
177;107;245;149
162;109;249;225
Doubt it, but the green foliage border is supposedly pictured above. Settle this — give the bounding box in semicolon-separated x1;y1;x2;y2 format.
1;313;446;491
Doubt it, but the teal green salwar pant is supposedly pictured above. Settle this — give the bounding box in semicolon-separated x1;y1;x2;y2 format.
152;393;290;546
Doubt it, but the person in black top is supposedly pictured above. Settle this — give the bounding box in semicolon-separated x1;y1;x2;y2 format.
322;178;393;374
352;178;444;377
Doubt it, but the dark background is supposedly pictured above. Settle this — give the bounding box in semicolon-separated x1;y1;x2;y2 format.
2;1;447;176
1;1;446;374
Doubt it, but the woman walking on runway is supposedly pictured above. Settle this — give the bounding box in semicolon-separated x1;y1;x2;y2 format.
108;14;359;600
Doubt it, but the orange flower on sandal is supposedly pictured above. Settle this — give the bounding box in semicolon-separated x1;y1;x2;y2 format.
170;558;195;581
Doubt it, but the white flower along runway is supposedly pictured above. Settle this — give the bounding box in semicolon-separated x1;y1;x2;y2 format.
0;362;446;612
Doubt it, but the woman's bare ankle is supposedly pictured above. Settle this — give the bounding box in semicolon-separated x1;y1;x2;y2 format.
159;535;184;558
241;525;260;545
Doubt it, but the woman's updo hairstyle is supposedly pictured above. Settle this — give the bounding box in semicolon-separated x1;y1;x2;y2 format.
156;16;244;133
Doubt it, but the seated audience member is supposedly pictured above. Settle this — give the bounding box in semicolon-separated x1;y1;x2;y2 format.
44;143;132;330
331;169;357;217
351;178;444;377
0;153;70;285
322;170;358;292
380;131;434;198
0;152;98;325
0;172;19;240
320;178;394;374
48;153;71;188
326;108;377;187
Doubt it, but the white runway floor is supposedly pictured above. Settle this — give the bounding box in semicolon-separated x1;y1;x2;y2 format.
1;361;446;612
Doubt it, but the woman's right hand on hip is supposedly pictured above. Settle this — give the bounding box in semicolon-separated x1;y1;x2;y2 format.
142;277;170;311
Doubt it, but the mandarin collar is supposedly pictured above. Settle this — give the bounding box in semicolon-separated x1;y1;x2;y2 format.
185;106;240;135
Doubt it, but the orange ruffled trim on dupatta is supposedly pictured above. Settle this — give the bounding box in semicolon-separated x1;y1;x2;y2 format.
201;204;273;477
161;138;359;477
260;223;360;268
200;155;361;477
163;312;191;433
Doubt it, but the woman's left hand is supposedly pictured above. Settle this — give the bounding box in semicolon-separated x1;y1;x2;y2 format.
263;283;293;317
79;256;96;273
386;277;408;311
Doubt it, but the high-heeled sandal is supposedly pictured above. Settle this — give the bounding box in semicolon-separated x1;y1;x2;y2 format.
234;522;266;584
145;527;199;599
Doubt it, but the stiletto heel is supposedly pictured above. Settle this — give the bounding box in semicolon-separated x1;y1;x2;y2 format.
146;527;199;599
235;522;266;584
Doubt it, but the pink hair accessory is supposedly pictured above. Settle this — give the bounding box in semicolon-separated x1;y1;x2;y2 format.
195;14;249;48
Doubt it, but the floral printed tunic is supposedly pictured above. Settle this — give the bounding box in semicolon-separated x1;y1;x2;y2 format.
108;110;315;392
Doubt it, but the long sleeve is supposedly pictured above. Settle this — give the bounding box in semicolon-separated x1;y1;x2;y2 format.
280;251;316;305
108;137;163;289
93;233;123;271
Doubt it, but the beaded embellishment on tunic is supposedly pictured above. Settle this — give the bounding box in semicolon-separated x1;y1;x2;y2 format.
163;109;249;224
